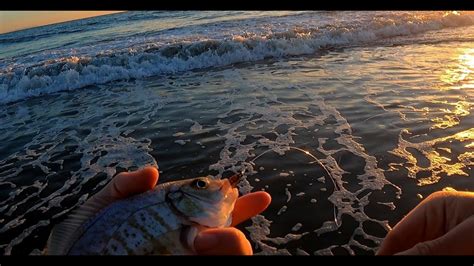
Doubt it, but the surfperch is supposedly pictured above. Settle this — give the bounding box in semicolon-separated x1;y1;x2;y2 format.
46;174;241;255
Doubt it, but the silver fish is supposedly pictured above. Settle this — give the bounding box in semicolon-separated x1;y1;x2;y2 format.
46;174;241;255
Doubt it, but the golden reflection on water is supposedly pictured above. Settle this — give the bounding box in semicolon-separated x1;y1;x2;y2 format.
390;128;473;186
430;100;471;129
390;47;473;186
440;48;474;89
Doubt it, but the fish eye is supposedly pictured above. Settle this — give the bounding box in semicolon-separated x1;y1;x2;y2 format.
192;179;208;189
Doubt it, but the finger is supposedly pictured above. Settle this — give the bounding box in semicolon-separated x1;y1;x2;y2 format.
194;227;252;255
231;191;271;227
395;215;474;255
93;166;159;203
377;191;474;255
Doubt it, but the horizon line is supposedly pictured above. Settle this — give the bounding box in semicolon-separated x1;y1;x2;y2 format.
0;11;125;35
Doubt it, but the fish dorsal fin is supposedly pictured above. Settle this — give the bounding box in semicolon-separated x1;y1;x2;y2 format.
46;195;111;255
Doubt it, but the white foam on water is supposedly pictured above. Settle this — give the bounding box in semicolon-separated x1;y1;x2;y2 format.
205;77;400;254
266;232;308;245
2;11;474;105
174;139;190;145
291;223;303;232
377;202;396;211
277;206;288;216
296;248;310;255
0;85;164;254
389;128;473;186
6;23;469;254
172;132;186;137
285;187;292;203
190;122;203;133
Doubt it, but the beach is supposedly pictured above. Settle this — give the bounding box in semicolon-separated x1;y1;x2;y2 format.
0;11;473;255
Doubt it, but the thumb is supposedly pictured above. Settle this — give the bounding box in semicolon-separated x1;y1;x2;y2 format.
93;166;159;204
396;215;474;255
395;238;444;255
194;228;252;255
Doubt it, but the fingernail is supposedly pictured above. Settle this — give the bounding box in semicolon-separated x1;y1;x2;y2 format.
194;232;219;252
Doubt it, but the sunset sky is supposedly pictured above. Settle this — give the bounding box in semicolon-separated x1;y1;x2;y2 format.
0;11;124;34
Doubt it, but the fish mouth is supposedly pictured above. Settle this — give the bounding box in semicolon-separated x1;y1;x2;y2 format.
227;173;242;188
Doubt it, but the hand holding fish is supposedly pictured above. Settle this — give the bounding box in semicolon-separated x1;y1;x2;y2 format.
377;190;474;255
46;166;271;255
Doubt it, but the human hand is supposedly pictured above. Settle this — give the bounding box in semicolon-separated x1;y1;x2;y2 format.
376;190;474;255
90;166;271;255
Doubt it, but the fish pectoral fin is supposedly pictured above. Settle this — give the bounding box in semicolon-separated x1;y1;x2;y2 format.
46;195;111;255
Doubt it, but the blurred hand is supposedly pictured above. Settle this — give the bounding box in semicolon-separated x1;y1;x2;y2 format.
91;166;271;255
377;190;474;255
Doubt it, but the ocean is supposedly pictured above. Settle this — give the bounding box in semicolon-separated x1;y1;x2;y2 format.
0;11;473;255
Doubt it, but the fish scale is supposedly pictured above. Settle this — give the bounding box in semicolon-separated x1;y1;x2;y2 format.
46;175;240;255
67;186;190;255
105;204;185;254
